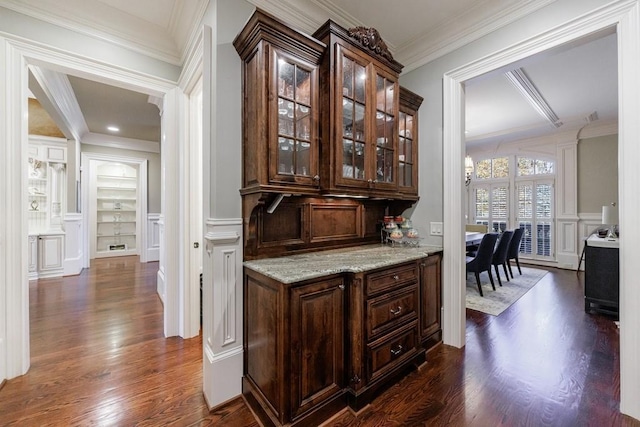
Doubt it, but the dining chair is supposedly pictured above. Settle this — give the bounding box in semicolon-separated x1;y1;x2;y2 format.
506;227;525;279
466;233;499;297
491;230;513;287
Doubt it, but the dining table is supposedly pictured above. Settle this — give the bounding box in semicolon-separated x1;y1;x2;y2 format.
465;231;485;247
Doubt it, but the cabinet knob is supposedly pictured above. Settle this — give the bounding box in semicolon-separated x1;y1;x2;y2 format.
350;374;361;384
313;175;320;182
420;263;426;267
338;284;345;291
390;306;402;316
390;344;403;356
393;275;399;280
367;179;373;184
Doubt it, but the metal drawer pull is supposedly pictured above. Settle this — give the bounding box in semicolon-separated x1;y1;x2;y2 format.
393;275;399;280
390;306;402;316
338;284;345;290
390;344;403;356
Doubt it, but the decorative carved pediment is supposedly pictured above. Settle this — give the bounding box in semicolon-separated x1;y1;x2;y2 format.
347;26;393;61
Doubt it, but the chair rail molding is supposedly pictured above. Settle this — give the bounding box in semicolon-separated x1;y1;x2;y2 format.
202;218;243;409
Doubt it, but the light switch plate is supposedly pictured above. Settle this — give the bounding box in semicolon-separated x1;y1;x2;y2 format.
430;222;443;236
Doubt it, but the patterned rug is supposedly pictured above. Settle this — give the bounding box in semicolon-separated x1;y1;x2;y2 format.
466;266;548;316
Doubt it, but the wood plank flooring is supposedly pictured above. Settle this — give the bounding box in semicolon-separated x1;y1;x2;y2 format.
0;258;637;426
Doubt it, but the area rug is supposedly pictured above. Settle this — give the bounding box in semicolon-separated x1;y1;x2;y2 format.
466;267;548;316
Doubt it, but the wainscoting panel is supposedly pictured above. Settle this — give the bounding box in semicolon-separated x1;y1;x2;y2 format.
63;213;83;276
146;213;160;262
202;218;243;409
556;217;579;270
577;213;603;271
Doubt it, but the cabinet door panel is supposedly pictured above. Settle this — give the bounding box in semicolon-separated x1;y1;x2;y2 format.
335;46;372;189
398;87;423;196
271;49;320;188
290;278;344;420
38;235;63;271
420;255;442;346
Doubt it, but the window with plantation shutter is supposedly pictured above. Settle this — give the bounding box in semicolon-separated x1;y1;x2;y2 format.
516;180;554;259
470;155;554;261
473;184;508;233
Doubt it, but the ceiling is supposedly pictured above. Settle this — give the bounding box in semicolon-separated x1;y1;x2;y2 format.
5;0;618;148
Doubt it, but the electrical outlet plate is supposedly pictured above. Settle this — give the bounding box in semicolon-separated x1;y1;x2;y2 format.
430;222;443;236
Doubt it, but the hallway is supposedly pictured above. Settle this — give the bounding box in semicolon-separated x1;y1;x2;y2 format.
0;257;251;425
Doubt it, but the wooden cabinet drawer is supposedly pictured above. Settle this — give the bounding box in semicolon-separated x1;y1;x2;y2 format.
366;321;419;384
366;284;418;340
366;263;418;296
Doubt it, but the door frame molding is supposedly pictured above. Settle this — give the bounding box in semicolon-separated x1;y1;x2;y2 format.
442;0;640;418
1;33;182;379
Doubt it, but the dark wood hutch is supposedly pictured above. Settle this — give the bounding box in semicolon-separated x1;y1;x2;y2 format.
234;9;439;427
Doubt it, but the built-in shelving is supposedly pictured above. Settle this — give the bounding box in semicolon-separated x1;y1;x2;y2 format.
27;136;67;280
94;163;138;257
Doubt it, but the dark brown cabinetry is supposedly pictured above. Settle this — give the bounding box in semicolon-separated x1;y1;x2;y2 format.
399;87;424;197
243;253;442;426
313;22;404;198
346;261;424;409
244;271;346;426
234;10;422;260
419;253;442;349
234;10;325;196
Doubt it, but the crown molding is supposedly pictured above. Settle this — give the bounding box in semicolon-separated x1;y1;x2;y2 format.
245;0;329;36
397;0;557;73
0;0;208;66
577;118;618;139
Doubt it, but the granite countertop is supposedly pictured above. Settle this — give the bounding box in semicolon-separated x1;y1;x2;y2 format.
244;244;443;284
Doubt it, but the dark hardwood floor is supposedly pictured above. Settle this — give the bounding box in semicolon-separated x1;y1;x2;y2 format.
1;258;637;426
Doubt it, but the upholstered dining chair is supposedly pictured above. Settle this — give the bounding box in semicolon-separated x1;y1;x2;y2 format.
506;227;525;279
491;230;513;287
466;233;499;297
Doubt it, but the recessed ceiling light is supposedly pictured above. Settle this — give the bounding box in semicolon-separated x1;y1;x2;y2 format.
107;125;120;132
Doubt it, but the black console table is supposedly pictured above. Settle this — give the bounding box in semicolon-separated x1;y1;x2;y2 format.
584;235;619;316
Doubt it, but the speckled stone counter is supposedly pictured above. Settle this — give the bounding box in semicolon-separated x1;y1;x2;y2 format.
243;244;443;284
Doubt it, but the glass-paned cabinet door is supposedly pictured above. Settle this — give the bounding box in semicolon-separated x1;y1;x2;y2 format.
273;50;318;186
375;73;397;187
398;86;422;196
398;111;415;189
338;48;369;186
